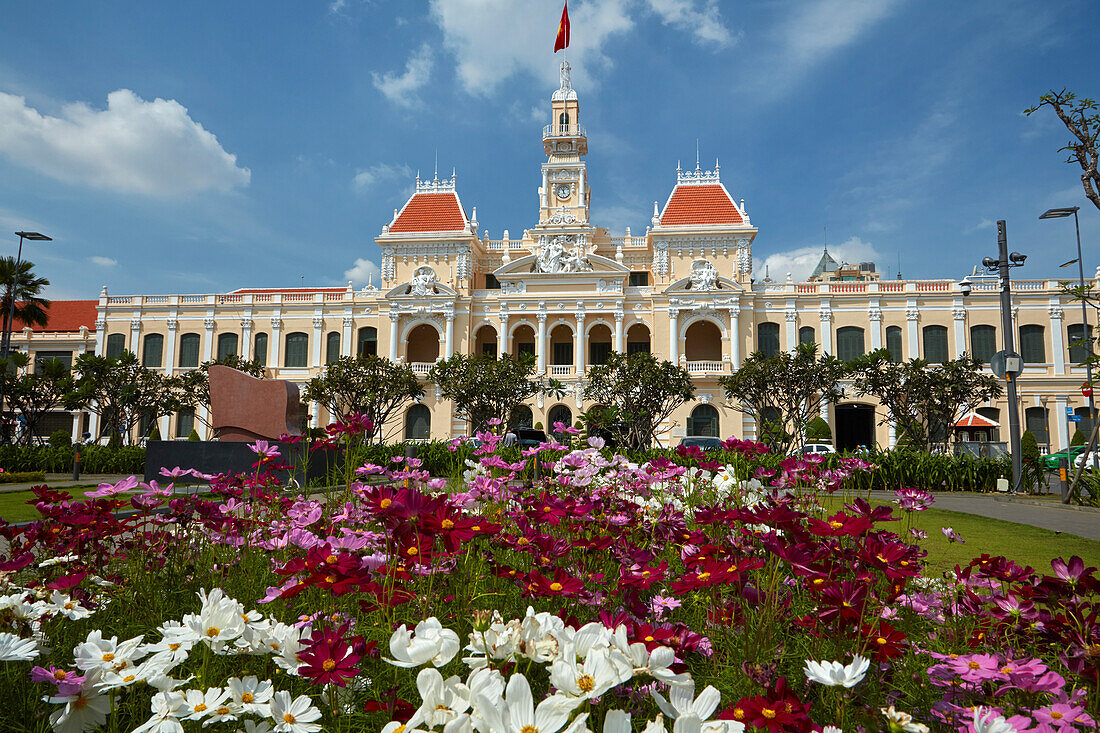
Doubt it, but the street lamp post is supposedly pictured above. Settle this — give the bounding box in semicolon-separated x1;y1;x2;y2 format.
1041;207;1096;470
982;221;1026;491
0;231;51;443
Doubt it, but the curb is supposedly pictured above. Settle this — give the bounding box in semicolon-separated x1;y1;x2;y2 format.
993;496;1100;513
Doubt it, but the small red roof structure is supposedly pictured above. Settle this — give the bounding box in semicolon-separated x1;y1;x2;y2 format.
390;192;469;234
660;184;744;226
12;300;97;333
954;412;1000;429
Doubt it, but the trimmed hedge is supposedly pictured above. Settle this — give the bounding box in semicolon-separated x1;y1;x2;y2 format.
0;445;145;474
0;471;46;483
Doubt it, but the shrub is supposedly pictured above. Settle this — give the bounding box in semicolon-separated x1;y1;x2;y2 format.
0;470;45;483
1072;428;1087;446
187;429;201;441
148;423;162;441
1021;430;1040;463
48;429;73;449
805;416;832;443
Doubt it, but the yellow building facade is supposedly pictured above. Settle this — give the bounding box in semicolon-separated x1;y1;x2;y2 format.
85;62;1096;452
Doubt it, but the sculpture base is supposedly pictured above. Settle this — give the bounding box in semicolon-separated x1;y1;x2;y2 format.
144;440;339;487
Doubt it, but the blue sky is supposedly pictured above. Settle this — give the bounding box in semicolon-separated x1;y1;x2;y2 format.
1;0;1098;299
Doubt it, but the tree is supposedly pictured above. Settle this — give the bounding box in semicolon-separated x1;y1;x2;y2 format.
303;355;423;442
429;353;563;435
719;343;849;453
0;353;74;445
805;416;832;444
850;350;1003;452
1026;90;1100;214
0;257;50;341
583;351;695;451
67;351;184;445
174;354;268;430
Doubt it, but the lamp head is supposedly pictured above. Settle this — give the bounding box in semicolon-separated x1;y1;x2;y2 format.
1009;252;1027;265
14;231;51;242
982;256;997;269
958;276;972;296
1040;207;1080;219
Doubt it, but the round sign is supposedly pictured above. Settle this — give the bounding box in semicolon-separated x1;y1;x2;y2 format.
1084;383;1094;398
990;350;1023;379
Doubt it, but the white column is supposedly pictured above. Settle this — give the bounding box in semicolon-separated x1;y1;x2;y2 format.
269;318;282;368
614;313;625;353
729;308;741;368
311;316;324;367
94;317;107;356
500;314;510;354
164;319;178;375
869;306;883;350
198;406;210;439
158;415;169;439
785;309;797;353
311;401;321;430
70;411;82;444
1050;305;1066;375
575;315;585;374
669;308;679;363
906;305;920;358
952;305;966;360
542;169;548;208
130;315;141;358
388;314;399;362
888;420;896;447
1055;396;1069;451
819;310;832;355
342;315;353;357
536;314;548;373
240;317;253;360
444;314;455;358
203;317;215;362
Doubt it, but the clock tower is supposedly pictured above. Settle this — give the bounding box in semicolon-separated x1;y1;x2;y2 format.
535;59;592;241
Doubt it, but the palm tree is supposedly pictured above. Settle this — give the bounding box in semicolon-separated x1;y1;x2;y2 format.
0;257;50;343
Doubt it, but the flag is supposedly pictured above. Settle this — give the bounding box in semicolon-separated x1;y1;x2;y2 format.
554;2;570;53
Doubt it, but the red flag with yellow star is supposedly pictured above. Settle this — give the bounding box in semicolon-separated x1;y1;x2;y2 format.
554;2;570;53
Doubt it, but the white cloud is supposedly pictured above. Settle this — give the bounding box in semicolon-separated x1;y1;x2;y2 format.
753;236;882;283
429;0;634;96
964;218;995;234
643;0;734;46
352;162;413;191
372;44;434;107
344;257;380;286
752;0;904;98
0;89;250;196
89;256;117;267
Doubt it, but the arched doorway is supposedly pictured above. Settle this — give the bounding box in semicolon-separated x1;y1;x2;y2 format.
835;404;874;452
588;324;612;365
405;404;431;441
684;320;722;362
406;324;440;364
626;323;651;355
548;405;573;439
688;404;719;437
549;324;574;369
474;325;498;358
510;404;533;430
511;324;536;359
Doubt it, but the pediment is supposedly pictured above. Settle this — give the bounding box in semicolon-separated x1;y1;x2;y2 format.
663;274;743;294
385;265;458;299
494;253;629;278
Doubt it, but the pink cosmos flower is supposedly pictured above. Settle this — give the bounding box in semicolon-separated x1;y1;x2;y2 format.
159;466;195;478
84;475;139;498
1033;702;1087;729
941;526;965;543
248;440;281;459
31;666;85;697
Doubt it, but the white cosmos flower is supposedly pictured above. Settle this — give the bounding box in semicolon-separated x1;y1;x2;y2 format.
822;727;843;733
803;656;870;688
407;668;472;730
627;644;691;687
227;676;274;715
880;706;930;733
652;682;721;722
973;707;1018;733
270;690;322;733
0;632;38;661
73;630;146;673
386;617;461;668
42;591;93;620
182;688;230;721
131;691;188;733
550;644;633;701
39;553;79;567
475;673;583;733
605;710;632;733
48;670;111;733
517;608;566;663
268;623;309;674
183;596;246;653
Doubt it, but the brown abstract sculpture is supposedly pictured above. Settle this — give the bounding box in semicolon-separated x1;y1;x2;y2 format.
208;365;303;441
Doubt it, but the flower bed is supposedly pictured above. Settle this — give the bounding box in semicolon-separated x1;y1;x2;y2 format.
0;418;1094;733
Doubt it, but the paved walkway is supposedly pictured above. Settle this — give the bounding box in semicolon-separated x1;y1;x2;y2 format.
869;490;1100;541
0;474;135;492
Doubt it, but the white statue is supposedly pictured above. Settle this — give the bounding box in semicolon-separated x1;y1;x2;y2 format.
537;235;592;274
409;266;437;297
559;59;571;90
689;260;719;291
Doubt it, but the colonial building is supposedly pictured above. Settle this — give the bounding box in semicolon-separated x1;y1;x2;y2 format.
16;61;1099;452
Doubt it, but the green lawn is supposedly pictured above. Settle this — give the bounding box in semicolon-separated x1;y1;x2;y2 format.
824;495;1100;577
0;486;116;524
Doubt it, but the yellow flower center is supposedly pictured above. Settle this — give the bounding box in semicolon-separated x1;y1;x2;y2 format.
325;555;338;564
407;547;419;556
967;661;980;670
732;708;745;720
1051;712;1064;720
471;525;481;531
380;499;392;508
550;582;563;591
644;635;655;642
762;708;776;719
521;726;539;733
442;519;455;529
54;670;68;680
124;675;135;682
242;693;254;703
577;674;596;692
326;575;338;584
1001;666;1013;674
697;572;711;581
206;627;220;637
195;703;208;712
64;602;75;610
829;521;843;529
169;643;181;651
323;659;337;671
101;653;115;662
876;637;887;645
73;697;89;710
284;713;296;724
217;707;230;715
270;642;281;650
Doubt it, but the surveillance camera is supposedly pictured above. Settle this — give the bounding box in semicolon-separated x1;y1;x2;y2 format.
959;277;972;296
982;256;997;269
1010;252;1027;265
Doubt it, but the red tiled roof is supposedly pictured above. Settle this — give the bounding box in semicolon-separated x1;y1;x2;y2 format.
13;299;97;333
955;412;999;429
660;184;743;226
390;192;468;233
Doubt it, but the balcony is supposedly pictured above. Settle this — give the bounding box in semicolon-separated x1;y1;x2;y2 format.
550;365;575;376
409;362;435;375
686;360;725;374
542;123;587;139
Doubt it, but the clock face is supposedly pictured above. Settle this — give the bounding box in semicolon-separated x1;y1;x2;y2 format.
554;183;572;200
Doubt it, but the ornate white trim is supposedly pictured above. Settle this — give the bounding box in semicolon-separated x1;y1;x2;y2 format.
689;260;719;291
677;163;720;185
415;173;456;193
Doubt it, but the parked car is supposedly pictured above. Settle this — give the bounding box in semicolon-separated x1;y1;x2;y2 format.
1074;451;1100;470
516;428;549;448
801;443;836;455
678;436;723;451
1044;445;1089;470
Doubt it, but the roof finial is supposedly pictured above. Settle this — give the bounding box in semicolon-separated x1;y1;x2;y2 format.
676;159;681;173
824;225;828;254
433;151;438;183
695;139;700;171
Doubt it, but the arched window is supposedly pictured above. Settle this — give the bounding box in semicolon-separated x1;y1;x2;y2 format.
142;334;164;368
175;409;195;439
1075;406;1095;442
253;333;268;367
1068;324;1093;365
757;323;780;357
685;320;722;361
1019;325;1045;364
217;333;238;360
836;327;865;362
326;331;341;364
885;326;903;363
405;404;431;441
510;405;533;430
1025;406;1049;447
357;326;377;357
106;333;126;359
284;332;309;368
178;333;200;368
969;325;996;363
977;407;1000;442
588;324;613;365
626;323;651;355
558;112;569;132
798;326;816;346
923;325;948;364
688;404;719;437
548;405;573;439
